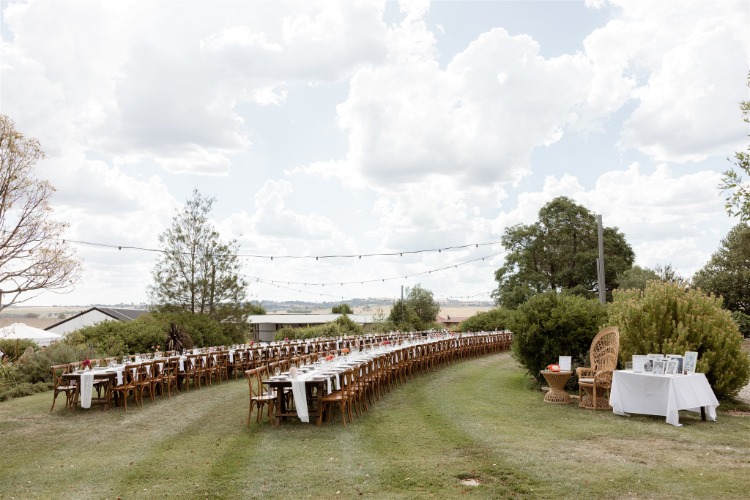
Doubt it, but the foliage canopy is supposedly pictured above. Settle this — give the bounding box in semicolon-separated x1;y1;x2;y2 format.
148;189;256;329
692;223;750;315
0;115;82;311
719;73;750;221
493;196;634;308
509;291;607;382
387;284;440;331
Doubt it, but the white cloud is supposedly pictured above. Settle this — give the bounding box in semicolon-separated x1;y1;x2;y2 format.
338;26;592;189
583;0;749;162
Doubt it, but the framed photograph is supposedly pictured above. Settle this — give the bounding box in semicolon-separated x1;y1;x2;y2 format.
667;355;684;374
643;358;654;373
684;351;698;375
666;359;678;375
652;359;666;375
647;353;664;359
632;355;647;373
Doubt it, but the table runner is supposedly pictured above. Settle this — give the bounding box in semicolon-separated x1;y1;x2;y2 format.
290;371;315;423
80;371;94;409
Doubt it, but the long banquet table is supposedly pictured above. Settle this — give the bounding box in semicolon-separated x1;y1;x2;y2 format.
262;335;497;426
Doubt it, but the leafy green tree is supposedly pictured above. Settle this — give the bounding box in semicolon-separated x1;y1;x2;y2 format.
616;265;660;291
493;197;634;308
149;189;249;326
731;311;750;339
719;73;750;220
608;281;750;397
388;284;440;331
459;308;514;332
692;223;750;315
331;303;353;314
509;291;607;382
616;263;687;291
0;115;82;311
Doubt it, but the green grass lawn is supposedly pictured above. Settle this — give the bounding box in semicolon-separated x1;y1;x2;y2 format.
1;353;749;499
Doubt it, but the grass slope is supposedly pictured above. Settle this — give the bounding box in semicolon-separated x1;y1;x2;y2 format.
1;354;748;499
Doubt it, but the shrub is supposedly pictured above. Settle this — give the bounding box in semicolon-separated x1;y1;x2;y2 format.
151;310;249;347
334;314;364;335
0;339;39;361
510;291;607;383
13;341;92;385
731;311;750;338
275;323;342;341
77;316;164;356
460;308;514;332
608;281;750;397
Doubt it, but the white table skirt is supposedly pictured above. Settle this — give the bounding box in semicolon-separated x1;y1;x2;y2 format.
609;370;719;426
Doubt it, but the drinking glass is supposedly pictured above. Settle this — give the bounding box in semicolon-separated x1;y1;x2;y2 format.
274;366;281;377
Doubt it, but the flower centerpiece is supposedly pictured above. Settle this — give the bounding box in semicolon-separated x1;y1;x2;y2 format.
82;358;92;370
341;348;350;354
325;354;335;362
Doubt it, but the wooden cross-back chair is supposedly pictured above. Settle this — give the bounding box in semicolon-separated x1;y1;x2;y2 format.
576;326;619;410
246;367;276;426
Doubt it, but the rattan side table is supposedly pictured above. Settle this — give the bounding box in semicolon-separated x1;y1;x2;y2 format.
540;370;573;404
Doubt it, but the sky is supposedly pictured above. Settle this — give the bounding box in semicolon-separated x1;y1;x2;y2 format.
0;0;748;308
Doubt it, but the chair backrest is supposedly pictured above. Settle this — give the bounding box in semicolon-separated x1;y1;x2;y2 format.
51;364;71;388
246;366;270;398
589;327;620;372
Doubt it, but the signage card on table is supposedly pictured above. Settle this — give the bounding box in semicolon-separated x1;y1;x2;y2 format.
632;355;647;373
558;356;571;371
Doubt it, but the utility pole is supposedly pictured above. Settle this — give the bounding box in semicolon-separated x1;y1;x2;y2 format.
597;214;606;304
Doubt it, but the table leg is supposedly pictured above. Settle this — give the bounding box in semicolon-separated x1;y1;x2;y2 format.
273;391;284;426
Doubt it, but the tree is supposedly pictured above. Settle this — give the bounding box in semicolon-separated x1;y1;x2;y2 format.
331;303;353;314
616;265;660;291
387;284;440;331
149;189;248;322
0;115;81;311
616;263;687;291
692;223;750;315
492;197;634;308
719;73;750;221
459;307;514;332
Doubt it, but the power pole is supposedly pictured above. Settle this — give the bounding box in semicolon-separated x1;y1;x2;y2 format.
597;214;606;304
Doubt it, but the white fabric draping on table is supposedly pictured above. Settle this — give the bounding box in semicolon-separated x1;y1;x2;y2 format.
114;367;124;385
290;372;314;423
609;371;719;426
80;371;94;409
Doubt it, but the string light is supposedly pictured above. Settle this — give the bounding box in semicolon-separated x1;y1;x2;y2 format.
243;252;503;287
49;233;499;260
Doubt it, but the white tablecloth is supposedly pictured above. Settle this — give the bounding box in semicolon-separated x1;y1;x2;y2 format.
609;370;719;426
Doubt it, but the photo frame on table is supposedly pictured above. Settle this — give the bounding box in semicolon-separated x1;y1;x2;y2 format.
647;353;664;359
666;359;678;375
684;351;698;375
643;358;654;373
558;356;572;371
652;359;666;375
667;355;684;374
632;355;647;373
